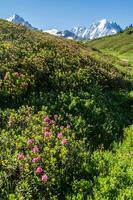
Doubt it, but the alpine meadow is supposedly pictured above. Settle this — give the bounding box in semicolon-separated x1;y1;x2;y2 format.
0;3;133;200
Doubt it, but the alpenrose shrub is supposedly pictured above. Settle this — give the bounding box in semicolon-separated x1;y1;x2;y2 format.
0;109;90;199
2;71;35;98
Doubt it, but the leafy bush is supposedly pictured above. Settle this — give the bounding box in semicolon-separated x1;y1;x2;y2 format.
0;107;90;199
91;125;133;200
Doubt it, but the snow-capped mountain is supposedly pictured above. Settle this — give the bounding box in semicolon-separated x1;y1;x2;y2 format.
44;19;122;40
6;14;36;29
71;26;88;39
71;19;122;40
43;29;76;39
43;29;60;36
6;15;122;40
56;30;76;39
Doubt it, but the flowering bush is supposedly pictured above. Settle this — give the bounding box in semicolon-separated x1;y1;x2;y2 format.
0;20;133;200
16;113;72;185
0;109;89;199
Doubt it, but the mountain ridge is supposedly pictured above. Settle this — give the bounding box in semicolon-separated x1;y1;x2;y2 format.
6;14;37;30
6;14;122;40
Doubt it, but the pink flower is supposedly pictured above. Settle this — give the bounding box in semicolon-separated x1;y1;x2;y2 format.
17;153;25;160
66;124;71;129
57;133;63;139
44;127;49;132
41;174;48;182
32;156;41;163
44;131;52;138
54;114;58;119
27;139;34;145
44;116;51;124
61;139;68;145
32;146;39;153
36;166;43;174
60;126;64;130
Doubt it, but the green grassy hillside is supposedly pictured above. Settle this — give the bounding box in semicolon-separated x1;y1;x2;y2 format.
86;27;133;65
0;20;133;199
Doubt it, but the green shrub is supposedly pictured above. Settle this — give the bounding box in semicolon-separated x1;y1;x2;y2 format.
0;107;90;199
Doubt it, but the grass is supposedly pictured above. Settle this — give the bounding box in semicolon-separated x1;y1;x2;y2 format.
86;27;133;80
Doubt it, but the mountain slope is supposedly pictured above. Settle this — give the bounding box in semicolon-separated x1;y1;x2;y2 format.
86;27;133;65
0;18;125;97
0;18;131;144
0;19;133;200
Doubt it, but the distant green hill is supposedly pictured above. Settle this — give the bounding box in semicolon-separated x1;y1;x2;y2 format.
86;27;133;65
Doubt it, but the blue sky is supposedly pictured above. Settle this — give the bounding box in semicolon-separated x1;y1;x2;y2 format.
0;0;133;29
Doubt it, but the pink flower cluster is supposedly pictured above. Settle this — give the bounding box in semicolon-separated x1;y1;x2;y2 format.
57;133;62;139
44;131;52;138
32;156;41;163
59;124;71;130
17;115;72;184
41;174;48;182
36;166;48;183
61;139;68;145
60;125;64;130
18;153;25;160
44;116;51;124
44;127;49;131
27;139;34;145
57;133;68;145
36;166;43;174
32;146;39;153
